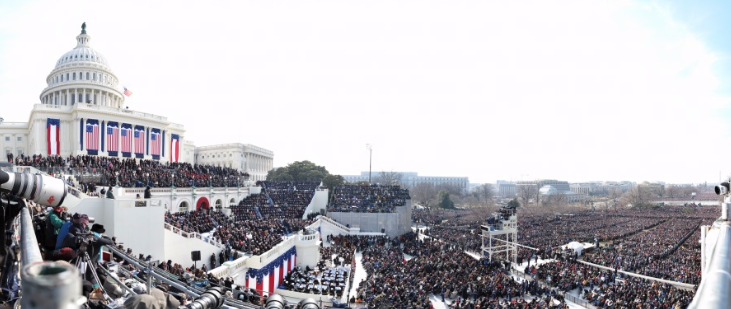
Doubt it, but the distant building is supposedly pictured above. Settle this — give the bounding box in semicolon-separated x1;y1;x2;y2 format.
342;171;469;192
496;180;517;198
195;144;274;181
517;179;585;204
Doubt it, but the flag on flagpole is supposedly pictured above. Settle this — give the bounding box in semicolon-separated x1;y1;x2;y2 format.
46;118;60;155
123;87;132;97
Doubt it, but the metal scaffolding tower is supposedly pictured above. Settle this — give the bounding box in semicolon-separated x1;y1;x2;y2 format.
481;206;518;264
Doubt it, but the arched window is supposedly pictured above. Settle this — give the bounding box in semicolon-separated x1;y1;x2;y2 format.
178;201;189;213
86;72;89;80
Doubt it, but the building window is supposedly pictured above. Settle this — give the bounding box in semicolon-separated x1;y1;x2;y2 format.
73;73;76;80
93;73;96;81
86;72;89;80
17;137;21;142
17;150;23;157
4;137;8;141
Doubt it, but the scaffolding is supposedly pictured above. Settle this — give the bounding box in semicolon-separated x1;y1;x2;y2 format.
481;206;518;264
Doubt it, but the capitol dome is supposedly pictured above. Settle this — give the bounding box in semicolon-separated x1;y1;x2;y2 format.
40;23;125;108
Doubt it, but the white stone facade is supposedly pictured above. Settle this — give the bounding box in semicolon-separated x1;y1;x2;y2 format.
195;143;274;181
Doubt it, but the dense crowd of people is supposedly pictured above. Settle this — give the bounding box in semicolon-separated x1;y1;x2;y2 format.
329;184;411;213
15;154;248;188
165;206;313;256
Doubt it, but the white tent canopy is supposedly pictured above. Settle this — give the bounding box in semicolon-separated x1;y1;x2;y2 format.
566;241;585;256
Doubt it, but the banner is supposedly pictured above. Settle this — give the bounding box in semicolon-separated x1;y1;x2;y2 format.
85;119;100;155
171;134;180;163
134;125;145;158
121;123;133;157
150;128;161;160
107;121;119;157
46;118;60;155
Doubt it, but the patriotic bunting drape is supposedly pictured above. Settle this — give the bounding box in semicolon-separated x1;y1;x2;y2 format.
134;125;145;158
121;123;133;157
85;119;100;155
171;134;180;163
46;118;60;155
245;247;297;296
150;128;161;160
107;121;119;156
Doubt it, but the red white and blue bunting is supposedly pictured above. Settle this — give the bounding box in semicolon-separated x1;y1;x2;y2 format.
245;247;297;296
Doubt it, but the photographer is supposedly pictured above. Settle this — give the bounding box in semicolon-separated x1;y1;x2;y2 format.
43;206;65;252
60;214;114;265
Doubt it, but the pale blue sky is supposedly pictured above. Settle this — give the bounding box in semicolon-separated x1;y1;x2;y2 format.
0;0;729;184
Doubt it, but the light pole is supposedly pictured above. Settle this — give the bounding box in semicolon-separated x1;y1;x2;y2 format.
366;143;373;183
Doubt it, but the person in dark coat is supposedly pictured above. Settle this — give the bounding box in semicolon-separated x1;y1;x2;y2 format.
144;186;152;199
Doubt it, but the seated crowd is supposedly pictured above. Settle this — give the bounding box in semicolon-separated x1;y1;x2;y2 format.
15;154;248;189
165;208;312;256
329;184;411;213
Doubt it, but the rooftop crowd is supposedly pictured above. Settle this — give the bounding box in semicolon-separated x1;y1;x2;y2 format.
328;184;411;213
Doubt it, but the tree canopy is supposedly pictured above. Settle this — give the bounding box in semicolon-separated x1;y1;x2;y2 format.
508;198;520;208
438;191;455;209
266;160;343;187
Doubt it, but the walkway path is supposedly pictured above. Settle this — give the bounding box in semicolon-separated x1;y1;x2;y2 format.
348;251;367;302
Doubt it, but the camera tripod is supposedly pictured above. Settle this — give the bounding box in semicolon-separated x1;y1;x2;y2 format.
71;241;111;302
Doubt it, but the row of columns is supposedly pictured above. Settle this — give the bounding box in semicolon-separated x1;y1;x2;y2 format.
42;88;122;108
246;153;273;181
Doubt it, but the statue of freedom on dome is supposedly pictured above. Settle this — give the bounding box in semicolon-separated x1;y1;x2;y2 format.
81;22;86;34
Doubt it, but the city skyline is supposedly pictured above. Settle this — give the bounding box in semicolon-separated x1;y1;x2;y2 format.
1;0;730;184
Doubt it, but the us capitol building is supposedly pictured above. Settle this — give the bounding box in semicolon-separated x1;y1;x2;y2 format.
0;24;273;181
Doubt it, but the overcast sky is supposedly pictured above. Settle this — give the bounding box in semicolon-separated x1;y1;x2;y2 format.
1;0;730;184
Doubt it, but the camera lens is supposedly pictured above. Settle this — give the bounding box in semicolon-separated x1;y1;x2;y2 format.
0;171;67;207
715;182;730;196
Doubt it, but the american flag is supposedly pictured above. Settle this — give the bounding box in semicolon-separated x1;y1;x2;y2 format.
121;127;132;153
85;123;99;151
134;129;145;155
151;131;161;156
123;87;133;97
107;126;119;152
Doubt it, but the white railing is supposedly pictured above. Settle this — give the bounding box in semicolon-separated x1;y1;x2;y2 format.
689;222;731;308
299;233;318;241
321;216;350;232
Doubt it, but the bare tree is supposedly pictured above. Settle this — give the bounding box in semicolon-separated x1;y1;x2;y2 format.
543;191;567;208
375;170;404;186
435;183;465;198
666;185;681;199
471;184;495;204
411;182;438;211
623;185;654;207
517;184;537;207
